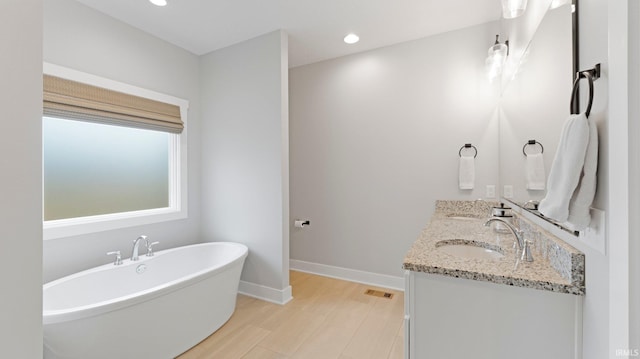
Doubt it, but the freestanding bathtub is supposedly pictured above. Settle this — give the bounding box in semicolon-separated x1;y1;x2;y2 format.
43;242;248;359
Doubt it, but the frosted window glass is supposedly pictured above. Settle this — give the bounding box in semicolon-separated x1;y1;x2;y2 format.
43;117;170;221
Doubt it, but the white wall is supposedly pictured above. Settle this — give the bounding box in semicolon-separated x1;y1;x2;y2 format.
289;22;501;279
200;31;291;301
43;0;202;282
0;0;43;357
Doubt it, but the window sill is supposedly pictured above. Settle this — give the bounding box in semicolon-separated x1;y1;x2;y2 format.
43;207;187;240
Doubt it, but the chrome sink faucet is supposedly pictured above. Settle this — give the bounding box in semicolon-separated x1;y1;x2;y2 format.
484;218;533;263
484;217;524;250
131;235;147;261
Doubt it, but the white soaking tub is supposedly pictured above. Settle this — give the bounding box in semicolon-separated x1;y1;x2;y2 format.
43;242;248;359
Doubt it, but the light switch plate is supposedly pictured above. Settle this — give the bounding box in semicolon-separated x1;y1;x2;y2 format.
486;185;496;198
503;185;513;199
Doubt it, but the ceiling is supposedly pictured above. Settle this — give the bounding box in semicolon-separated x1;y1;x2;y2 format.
74;0;502;68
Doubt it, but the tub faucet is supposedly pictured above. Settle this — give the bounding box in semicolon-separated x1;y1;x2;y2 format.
131;235;147;261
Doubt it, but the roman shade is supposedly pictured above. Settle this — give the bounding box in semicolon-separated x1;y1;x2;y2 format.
43;74;183;133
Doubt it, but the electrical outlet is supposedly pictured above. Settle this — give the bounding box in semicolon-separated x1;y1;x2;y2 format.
486;185;496;198
503;185;514;199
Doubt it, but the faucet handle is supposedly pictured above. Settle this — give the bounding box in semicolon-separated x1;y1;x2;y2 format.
146;241;160;257
106;251;123;265
524;200;540;210
520;240;534;262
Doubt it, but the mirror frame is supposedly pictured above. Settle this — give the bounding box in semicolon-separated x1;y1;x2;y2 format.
572;0;580;113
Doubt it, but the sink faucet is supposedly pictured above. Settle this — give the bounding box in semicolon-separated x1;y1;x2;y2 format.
131;235;147;261
484;217;525;250
484;218;533;263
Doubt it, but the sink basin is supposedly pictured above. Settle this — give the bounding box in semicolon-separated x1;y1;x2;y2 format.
435;239;504;260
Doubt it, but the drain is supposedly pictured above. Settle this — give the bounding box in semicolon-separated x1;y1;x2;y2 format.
364;289;394;299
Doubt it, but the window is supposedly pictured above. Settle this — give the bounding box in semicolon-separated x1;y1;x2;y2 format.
43;63;188;240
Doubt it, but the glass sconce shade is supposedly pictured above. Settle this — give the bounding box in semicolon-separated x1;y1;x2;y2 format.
486;36;509;81
501;0;528;18
488;42;508;61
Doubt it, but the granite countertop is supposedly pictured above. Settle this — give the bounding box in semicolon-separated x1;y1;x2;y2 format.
403;200;585;295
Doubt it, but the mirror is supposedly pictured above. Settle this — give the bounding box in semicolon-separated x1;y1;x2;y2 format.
498;2;575;220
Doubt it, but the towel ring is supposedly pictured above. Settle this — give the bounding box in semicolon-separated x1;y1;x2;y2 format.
570;64;600;118
459;143;477;158
522;140;544;156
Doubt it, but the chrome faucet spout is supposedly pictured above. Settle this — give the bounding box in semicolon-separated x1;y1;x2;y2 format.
131;235;147;261
483;218;524;250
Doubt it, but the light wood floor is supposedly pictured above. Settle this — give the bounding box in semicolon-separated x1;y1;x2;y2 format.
178;271;404;359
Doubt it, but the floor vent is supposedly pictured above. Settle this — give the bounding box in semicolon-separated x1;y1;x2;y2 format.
364;289;394;299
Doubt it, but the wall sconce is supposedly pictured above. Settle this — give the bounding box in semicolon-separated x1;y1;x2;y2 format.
486;35;509;81
501;0;528;19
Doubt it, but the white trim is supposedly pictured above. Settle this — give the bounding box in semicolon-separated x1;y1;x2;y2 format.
574;296;584;359
608;0;631;353
43;208;186;240
405;270;413;359
238;281;292;305
42;63;189;240
289;259;405;292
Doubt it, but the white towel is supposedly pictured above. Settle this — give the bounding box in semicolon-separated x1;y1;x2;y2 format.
525;153;546;190
565;117;599;230
459;155;475;190
538;113;590;222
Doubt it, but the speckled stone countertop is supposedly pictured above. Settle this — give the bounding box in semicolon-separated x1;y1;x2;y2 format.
403;200;585;295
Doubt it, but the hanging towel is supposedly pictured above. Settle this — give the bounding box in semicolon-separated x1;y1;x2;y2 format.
459;155;475;190
525;153;546;190
538;113;590;222
565;117;599;230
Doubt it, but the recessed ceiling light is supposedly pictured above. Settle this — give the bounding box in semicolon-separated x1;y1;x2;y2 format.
343;33;360;44
149;0;167;6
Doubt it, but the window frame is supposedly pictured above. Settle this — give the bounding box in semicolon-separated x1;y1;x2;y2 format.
43;63;188;240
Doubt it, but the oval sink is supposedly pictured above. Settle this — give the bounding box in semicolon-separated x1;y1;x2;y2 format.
435;239;504;260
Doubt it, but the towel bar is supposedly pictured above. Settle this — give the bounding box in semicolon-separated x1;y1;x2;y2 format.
570;63;600;117
459;143;477;158
523;140;544;156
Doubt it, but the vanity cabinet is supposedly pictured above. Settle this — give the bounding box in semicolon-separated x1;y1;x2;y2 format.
404;270;583;359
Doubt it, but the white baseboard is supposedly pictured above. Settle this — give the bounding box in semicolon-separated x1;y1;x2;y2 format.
289;259;405;291
238;281;292;305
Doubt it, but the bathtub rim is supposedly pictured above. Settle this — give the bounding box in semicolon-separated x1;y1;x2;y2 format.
43;242;248;325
